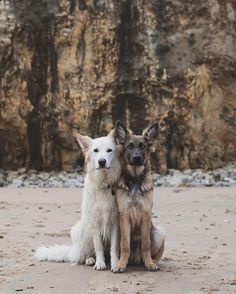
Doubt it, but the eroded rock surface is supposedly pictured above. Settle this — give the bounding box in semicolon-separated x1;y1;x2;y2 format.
0;0;236;171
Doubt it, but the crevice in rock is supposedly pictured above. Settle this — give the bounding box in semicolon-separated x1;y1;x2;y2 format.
26;19;59;170
114;0;147;134
89;103;107;137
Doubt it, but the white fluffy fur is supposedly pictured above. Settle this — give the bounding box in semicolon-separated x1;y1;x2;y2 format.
34;134;121;271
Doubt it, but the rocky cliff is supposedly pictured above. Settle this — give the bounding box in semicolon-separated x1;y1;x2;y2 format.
0;0;236;172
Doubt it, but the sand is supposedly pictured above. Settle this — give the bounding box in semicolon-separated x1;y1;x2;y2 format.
0;187;235;294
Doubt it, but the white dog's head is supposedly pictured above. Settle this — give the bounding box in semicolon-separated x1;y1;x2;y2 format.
73;130;121;185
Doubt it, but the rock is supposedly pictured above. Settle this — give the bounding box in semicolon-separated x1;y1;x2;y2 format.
183;169;192;176
47;180;64;188
0;161;236;188
63;178;81;188
201;176;214;186
192;170;203;179
7;171;19;178
223;177;235;184
213;171;221;182
27;169;38;175
0;1;236;172
17;168;27;174
8;179;23;188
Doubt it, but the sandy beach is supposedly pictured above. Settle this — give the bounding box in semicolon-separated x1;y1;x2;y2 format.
0;187;235;294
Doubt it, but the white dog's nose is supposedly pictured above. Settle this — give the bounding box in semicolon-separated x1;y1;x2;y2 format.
98;158;106;168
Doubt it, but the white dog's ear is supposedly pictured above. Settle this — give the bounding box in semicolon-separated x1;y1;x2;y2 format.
114;120;129;145
107;128;115;138
143;122;159;145
73;130;92;154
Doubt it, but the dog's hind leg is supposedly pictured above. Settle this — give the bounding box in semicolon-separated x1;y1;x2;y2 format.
151;225;166;265
140;214;159;271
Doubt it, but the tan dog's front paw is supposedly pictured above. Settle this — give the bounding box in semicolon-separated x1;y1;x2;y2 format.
145;262;160;271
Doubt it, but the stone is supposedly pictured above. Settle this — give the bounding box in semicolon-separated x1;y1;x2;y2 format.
17;168;27;174
9;179;23;188
183;169;192;176
0;161;236;188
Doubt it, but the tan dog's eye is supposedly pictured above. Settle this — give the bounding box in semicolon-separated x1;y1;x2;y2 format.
139;143;146;149
93;148;99;152
107;148;113;153
127;143;134;149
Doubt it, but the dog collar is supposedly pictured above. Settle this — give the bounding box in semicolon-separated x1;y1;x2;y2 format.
106;183;116;196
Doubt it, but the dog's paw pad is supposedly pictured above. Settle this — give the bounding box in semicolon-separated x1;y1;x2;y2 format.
110;258;119;272
146;263;159;271
112;265;126;273
86;257;95;266
93;262;106;270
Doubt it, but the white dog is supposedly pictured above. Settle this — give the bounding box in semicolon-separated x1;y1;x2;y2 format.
34;130;121;271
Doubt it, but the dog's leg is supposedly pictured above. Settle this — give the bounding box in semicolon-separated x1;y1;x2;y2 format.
141;214;159;271
110;224;119;272
93;228;106;270
113;214;131;273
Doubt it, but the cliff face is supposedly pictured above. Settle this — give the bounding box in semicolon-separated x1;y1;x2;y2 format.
0;0;236;172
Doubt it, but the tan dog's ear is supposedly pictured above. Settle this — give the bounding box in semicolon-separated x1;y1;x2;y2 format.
114;120;129;145
73;130;92;155
143;122;159;145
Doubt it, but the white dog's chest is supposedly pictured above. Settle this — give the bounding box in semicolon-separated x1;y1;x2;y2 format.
93;198;117;221
88;189;118;232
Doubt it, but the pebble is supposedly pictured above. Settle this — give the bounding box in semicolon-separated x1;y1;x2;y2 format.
0;162;235;188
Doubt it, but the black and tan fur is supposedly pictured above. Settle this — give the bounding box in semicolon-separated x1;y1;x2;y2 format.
113;121;165;272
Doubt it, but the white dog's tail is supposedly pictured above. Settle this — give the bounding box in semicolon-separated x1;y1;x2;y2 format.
34;245;71;262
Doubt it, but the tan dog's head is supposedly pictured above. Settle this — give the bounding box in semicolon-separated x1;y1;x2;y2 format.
114;121;159;168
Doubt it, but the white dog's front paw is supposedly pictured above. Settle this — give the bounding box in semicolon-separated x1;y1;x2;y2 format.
93;261;106;270
111;257;119;272
86;257;95;266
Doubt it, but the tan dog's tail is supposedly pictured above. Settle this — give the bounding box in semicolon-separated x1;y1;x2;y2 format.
151;225;166;264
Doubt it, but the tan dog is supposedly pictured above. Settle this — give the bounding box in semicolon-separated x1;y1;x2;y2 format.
113;121;165;273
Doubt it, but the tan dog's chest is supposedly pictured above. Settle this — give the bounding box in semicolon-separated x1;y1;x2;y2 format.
127;196;144;230
117;189;152;232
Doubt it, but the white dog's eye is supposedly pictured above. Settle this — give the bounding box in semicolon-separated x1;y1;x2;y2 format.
93;148;99;153
107;148;113;153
